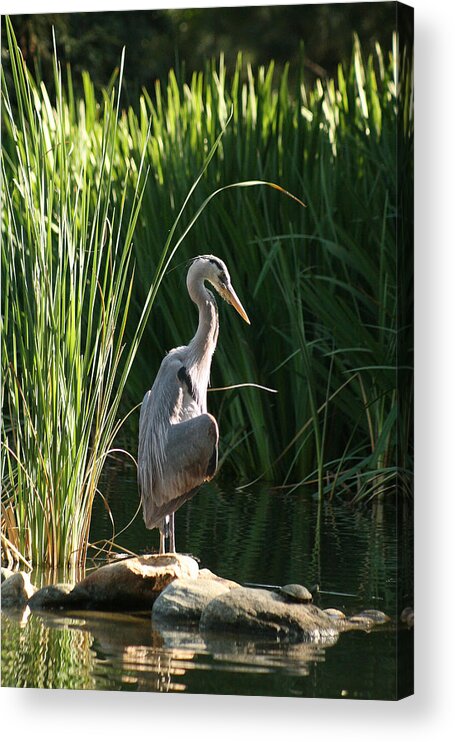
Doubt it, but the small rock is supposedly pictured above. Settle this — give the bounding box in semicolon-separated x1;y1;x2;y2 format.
400;607;414;627
352;609;390;624
69;553;199;609
199;587;338;642
153;576;231;623
323;608;346;620
280;584;313;603
349;614;375;627
28;583;75;610
1;571;37;608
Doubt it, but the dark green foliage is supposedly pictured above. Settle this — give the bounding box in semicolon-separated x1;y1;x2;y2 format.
6;4;398;96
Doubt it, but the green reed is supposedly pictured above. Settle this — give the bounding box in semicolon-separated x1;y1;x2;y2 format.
126;36;413;501
1;19;152;565
1;21;413;567
1;19;303;566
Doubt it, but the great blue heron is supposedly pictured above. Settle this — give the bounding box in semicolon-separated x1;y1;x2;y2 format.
138;255;250;554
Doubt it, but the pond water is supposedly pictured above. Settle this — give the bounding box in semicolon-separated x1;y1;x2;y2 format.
1;468;413;699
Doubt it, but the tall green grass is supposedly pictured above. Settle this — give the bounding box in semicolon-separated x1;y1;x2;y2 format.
1;20;303;566
1;21;413;565
1;21;152;565
125;36;413;500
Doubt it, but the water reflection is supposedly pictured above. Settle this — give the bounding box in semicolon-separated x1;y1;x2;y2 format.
200;633;336;677
2;606;341;693
91;473;412;616
2;610;96;690
2;475;412;697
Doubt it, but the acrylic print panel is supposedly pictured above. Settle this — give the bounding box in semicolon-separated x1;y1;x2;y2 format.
1;1;413;700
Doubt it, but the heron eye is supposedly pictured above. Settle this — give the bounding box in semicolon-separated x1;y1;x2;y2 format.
219;272;228;286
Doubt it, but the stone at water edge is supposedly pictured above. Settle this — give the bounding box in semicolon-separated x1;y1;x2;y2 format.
1;571;37;608
400;607;414;628
1;567;15;584
199;586;339;642
198;568;240;589
69;553;199;609
279;584;313;603
28;583;76;610
152;572;240;623
323;608;346;620
350;609;391;625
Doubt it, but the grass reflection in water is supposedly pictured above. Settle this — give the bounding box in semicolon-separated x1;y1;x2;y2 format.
2;604;408;699
2;477;412;698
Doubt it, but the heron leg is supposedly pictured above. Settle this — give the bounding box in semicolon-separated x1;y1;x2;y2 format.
159;515;169;555
158;514;175;554
168;512;175;553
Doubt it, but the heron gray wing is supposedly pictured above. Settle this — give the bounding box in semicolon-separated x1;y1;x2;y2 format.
138;353;185;508
141;412;219;529
138;351;215;528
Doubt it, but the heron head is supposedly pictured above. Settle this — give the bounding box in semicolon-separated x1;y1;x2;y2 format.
190;255;251;324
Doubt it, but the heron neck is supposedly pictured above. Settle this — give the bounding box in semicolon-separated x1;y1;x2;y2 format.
187;279;219;368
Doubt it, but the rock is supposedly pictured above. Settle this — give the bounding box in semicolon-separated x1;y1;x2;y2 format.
279;584;313;603
198;568;240;589
400;607;414;627
28;583;75;610
348;609;390;628
152;576;232;624
352;609;390;624
199;587;339;642
1;571;37;608
69;553;199;609
348;614;375;628
1;567;14;583
323;608;346;620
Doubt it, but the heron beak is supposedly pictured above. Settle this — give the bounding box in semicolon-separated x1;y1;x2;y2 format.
224;283;251;325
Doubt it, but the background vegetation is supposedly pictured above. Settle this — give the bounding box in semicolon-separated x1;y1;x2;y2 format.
1;8;413;566
6;4;408;96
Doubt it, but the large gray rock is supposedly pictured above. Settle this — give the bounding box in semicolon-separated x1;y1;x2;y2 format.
152;575;235;624
69;553;199;609
1;571;37;608
197;568;239;589
199;587;339;642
